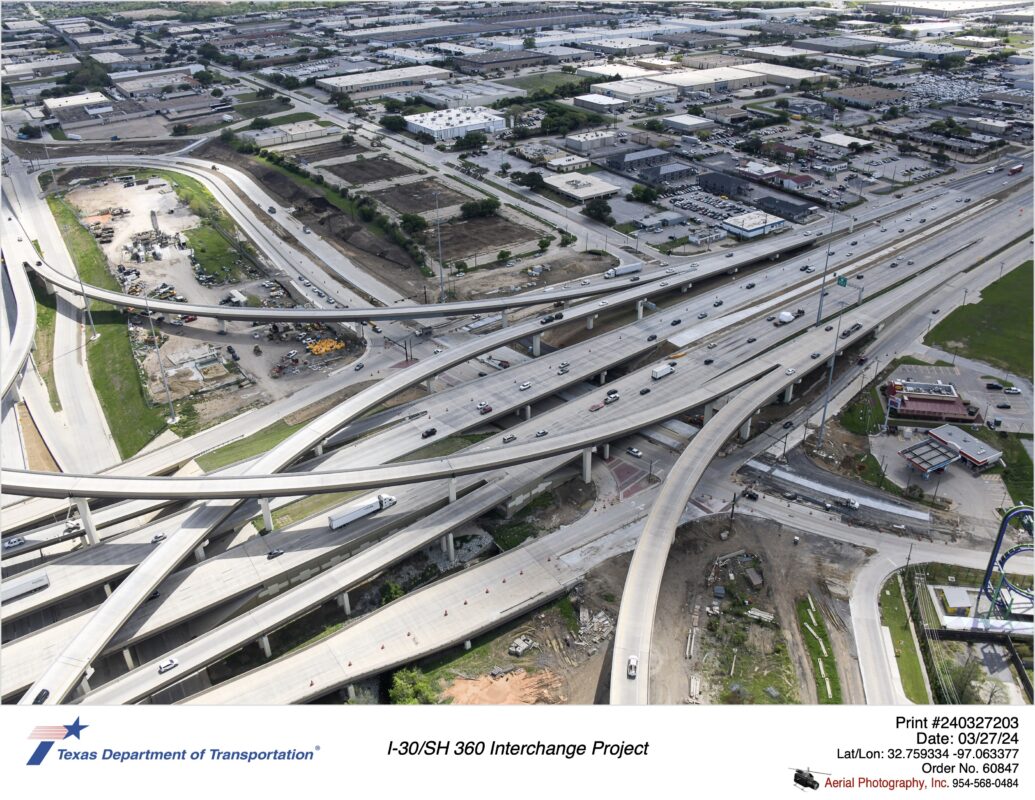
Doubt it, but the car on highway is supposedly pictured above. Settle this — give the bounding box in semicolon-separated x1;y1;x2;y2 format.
599;300;608;306
743;489;759;500
931;309;939;314
629;276;640;282
811;352;821;359
704;358;714;365
589;402;604;412
856;274;864;280
3;537;26;549
996;403;1012;409
647;334;657;341
697;312;707;319
477;401;488;409
626;447;643;459
627;655;638;678
151;533;167;544
604;394;620;405
502;434;517;443
146;590;161;602
746;337;756;344
785;368;796;375
421;428;437;439
671;319;681;326
606;389;619;397
744;283;755;289
479;405;493;415
713;300;723;307
559;361;570;369
519;381;532;391
824;325;833;332
32;690;49;704
766;315;776;321
535;430;548;438
581;279;591;285
433;348;443;354
725;252;734;258
783;421;794;429
157;658;179;675
898;228;905;233
639;388;651;395
267;549;284;560
907;260;914;265
354;362;364;371
659;281;668;287
540;316;553;325
557;367;569;375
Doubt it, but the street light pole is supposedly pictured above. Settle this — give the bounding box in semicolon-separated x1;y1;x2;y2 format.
814;209;838;326
76;267;99;341
816;301;848;449
433;190;445;303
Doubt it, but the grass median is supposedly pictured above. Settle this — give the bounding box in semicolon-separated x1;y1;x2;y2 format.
47;196;167;457
795;596;842;704
29;277;60;410
878;574;930;703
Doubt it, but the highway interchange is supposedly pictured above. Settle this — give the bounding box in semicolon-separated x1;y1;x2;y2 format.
1;105;1031;707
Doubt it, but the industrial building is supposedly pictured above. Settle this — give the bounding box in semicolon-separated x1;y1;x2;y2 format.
735;62;826;87
794;36;879;54
722;211;786;238
641;162;696;185
662;113;715;134
240;121;343;148
698;172;752;197
42;92;110;114
755;196;815;223
823;85;907;109
591;78;672;102
882;42;971;61
316;66;452;97
417;81;525;109
577;63;657;81
607;148;670;172
648;67;765;95
564;129;616;153
453;50;550;74
574;94;630;114
547;154;590;172
538;45;596;64
587;37;658;55
818;133;873;150
403;107;507;141
542;172;620;202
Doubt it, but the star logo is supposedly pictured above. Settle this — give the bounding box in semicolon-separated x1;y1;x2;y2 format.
27;718;88;766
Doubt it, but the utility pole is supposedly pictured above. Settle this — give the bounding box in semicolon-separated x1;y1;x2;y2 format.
729;493;737;526
76;266;99;341
816;301;848;448
433;190;445;303
814;209;838;326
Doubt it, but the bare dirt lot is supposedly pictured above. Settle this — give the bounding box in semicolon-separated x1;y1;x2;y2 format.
442;669;565;704
438;215;542;262
646;515;869;705
326;156;416;186
370;179;468;215
279;140;367;162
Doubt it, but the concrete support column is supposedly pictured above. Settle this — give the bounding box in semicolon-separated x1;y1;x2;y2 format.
315;441;324;457
338;591;351;616
260;497;274;532
602;442;611;460
739;417;752;442
193;544;206;563
440;535;448;553
581;447;593;483
703;403;714;423
531;333;541;357
104;583;112;597
448;476;457;503
598;370;607;385
523;404;531;421
446;531;455;564
425;378;432;393
586;315;594;331
782;384;794;404
464;640;472;650
218;318;227;334
79;675;91;695
500;309;508;328
681;284;689;294
9;382;21;403
75;497;99;546
636;300;644;320
346;684;356;700
258;635;272;659
122;648;135;670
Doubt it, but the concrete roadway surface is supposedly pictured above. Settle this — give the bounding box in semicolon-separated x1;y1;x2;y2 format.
2;172;121;472
7;183;1016;702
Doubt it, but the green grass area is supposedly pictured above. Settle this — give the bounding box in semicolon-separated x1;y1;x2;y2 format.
531;185;578;208
485;492;555;551
187;99;295;133
878;574;931;703
499;72;587;93
183;226;246;282
919;562;1032;593
197;418;306;471
29;278;61;410
970;427;1033;506
50;128;69;141
47;196;167;457
795;597;842;704
981;374;1014;388
614;221;638;234
658;236;691;255
399;433;492;461
262;111;319;126
839;384;884;436
925;260;1033;380
269;490;363;531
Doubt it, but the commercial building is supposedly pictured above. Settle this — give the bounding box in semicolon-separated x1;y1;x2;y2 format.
662;113;715;134
928;424;1003;471
755;195;815;222
240;121;343;148
587;37;658;55
547;154;590;173
577;64;656;81
698;172;752;197
1;55;81;80
735;62;825;87
955;36;1006;49
703;105;752;125
898;437;961;478
641;162;696;185
794;36;878;54
42;92;110;114
882;43;971;61
860;2;1029;19
403;106;507;141
737;45;816;62
112;65;205;98
965;117;1010;136
823;85;906;109
648;67;765;95
316;66;451;97
787;97;834;118
564;129;616;153
380;47;443;65
542;172;620;202
591;78;672;102
818;133;873;150
417;81;525;109
453;50;549;75
634;57;683;72
636;210;685;229
884;380;978;424
722;211;786;238
608;148;671;172
537;45;595;64
574;94;629;114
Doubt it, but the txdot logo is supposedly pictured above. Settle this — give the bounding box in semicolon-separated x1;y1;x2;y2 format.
27;717;88;766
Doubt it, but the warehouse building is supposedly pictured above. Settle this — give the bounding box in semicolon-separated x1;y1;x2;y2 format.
1;55;81;80
543;173;621;202
722;211;786;238
699;172;752;197
547;154;590;172
648;67;765;95
316;66;452;96
823;85;906;109
538;45;596;64
240;121;343;148
577;63;657;81
735;62;826;87
591;78;673;102
587;37;659;55
574;93;630;114
417;81;525;109
794;36;878;54
882;42;971;61
42;92;111;114
453;50;550;75
564;129;616;153
755;195;815;223
403;106;507;141
662;113;715;133
641;162;696;185
608;148;671;171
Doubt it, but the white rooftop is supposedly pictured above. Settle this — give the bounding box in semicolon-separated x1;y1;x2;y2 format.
819;133;873;148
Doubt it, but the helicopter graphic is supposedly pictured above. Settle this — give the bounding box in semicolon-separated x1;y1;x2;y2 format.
790;767;830;790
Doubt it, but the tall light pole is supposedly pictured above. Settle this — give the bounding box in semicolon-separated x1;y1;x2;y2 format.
814;209;838;326
75;264;99;341
433;190;445;303
143;295;177;424
816;300;848;449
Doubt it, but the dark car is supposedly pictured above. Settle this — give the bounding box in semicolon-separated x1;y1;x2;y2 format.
479;405;493;415
639;388;651;395
354;362;364;371
986;382;1003;390
996;403;1011;409
32;690;50;705
856;273;864;280
713;300;723;307
747;337;756;343
554;312;564;320
704;358;714;365
725;252;735;258
671;319;681;326
647;334;657;341
267;549;284;560
783;421;794;429
146;590;161;602
744;282;755;289
421;428;437;439
824;325;833;332
743;490;759;501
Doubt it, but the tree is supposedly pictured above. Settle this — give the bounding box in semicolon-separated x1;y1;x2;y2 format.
197;42;220;61
250;117;273;129
18;124;42;139
379;114;407;131
642;118;664;133
627;184;658;204
172;123;190;136
282;76;301;90
453;130;487;150
511;170;545;190
497;250;512;262
219;128;236;143
774;97;789;109
211;87;224;97
194;70;215;86
341;133;355;146
499;161;511;174
256;87;275;100
538;236;554;251
399;213;428;236
380;581;404;606
582;197;614;226
389;668;438;704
